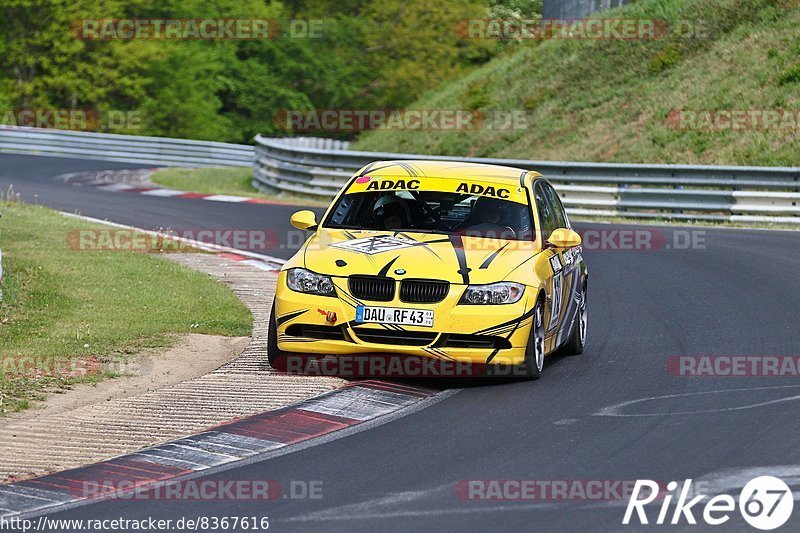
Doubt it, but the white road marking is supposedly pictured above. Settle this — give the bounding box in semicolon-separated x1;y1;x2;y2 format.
95;183;136;192
593;385;800;417
140;188;188;197
203;195;251;203
238;259;279;271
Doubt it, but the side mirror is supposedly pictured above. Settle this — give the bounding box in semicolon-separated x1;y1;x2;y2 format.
290;210;318;231
547;228;582;249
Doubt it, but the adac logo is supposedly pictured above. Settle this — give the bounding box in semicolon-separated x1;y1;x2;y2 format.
456;182;510;198
366;179;420;190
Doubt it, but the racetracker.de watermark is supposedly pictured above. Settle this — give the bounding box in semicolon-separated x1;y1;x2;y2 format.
67;228;706;255
456;18;714;40
456;479;670;501
668;109;800;131
66;229;279;252
298;229;706;253
1;355;101;379
282;355;501;379
577;229;705;252
0;109;141;131
73;18;324;40
70;479;322;501
667;355;800;377
274;109;531;132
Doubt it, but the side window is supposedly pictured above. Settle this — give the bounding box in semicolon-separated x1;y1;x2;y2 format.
535;182;556;242
543;183;568;229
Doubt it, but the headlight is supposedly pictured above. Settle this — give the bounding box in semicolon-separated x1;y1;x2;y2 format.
286;268;336;297
460;282;525;305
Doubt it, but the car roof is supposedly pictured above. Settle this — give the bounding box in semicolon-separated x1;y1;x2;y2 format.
361;160;540;184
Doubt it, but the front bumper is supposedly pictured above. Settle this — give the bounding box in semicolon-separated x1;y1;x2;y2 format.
274;273;534;366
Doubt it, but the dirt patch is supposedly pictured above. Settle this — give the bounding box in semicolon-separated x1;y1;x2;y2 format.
0;334;249;431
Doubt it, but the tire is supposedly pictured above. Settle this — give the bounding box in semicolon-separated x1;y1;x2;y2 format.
562;280;587;356
518;298;546;380
267;300;288;372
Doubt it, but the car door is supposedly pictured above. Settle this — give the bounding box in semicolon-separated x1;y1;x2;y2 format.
533;181;563;351
542;181;582;346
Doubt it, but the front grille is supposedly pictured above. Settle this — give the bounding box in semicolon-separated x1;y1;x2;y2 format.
353;328;438;346
400;279;450;303
349;276;395;302
285;324;347;341
441;334;511;350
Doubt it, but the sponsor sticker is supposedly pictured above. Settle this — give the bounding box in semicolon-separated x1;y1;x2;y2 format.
331;235;419;255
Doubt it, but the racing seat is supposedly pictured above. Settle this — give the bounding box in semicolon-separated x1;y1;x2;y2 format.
456;196;516;238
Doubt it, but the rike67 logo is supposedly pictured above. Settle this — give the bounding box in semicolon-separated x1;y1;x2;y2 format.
624;476;793;530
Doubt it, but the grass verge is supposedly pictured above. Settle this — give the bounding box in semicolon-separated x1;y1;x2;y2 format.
353;0;800;166
0;202;252;414
150;167;330;207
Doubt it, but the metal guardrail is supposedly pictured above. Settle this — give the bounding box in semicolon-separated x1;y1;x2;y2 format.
254;136;800;224
0;127;253;167
1;128;797;224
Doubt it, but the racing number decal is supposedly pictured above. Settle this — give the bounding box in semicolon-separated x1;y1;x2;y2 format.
548;254;564;333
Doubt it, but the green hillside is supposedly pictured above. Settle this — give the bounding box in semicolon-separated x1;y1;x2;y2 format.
353;0;800;166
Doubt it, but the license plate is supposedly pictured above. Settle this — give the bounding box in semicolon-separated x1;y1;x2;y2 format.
356;306;434;327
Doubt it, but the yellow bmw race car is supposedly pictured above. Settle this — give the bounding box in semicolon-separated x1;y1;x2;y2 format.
268;161;588;380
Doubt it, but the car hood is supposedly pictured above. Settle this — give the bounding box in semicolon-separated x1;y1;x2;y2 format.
302;229;540;285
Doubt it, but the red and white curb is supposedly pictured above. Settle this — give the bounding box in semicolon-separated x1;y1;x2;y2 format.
0;381;443;518
60;212;285;272
63;172;289;206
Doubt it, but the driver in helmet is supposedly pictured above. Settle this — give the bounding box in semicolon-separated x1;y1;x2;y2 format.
374;194;412;230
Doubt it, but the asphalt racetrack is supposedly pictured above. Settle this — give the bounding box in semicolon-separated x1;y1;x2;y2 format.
2;154;799;531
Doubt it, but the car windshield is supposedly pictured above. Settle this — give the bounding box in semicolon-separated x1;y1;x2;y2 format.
324;190;535;241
